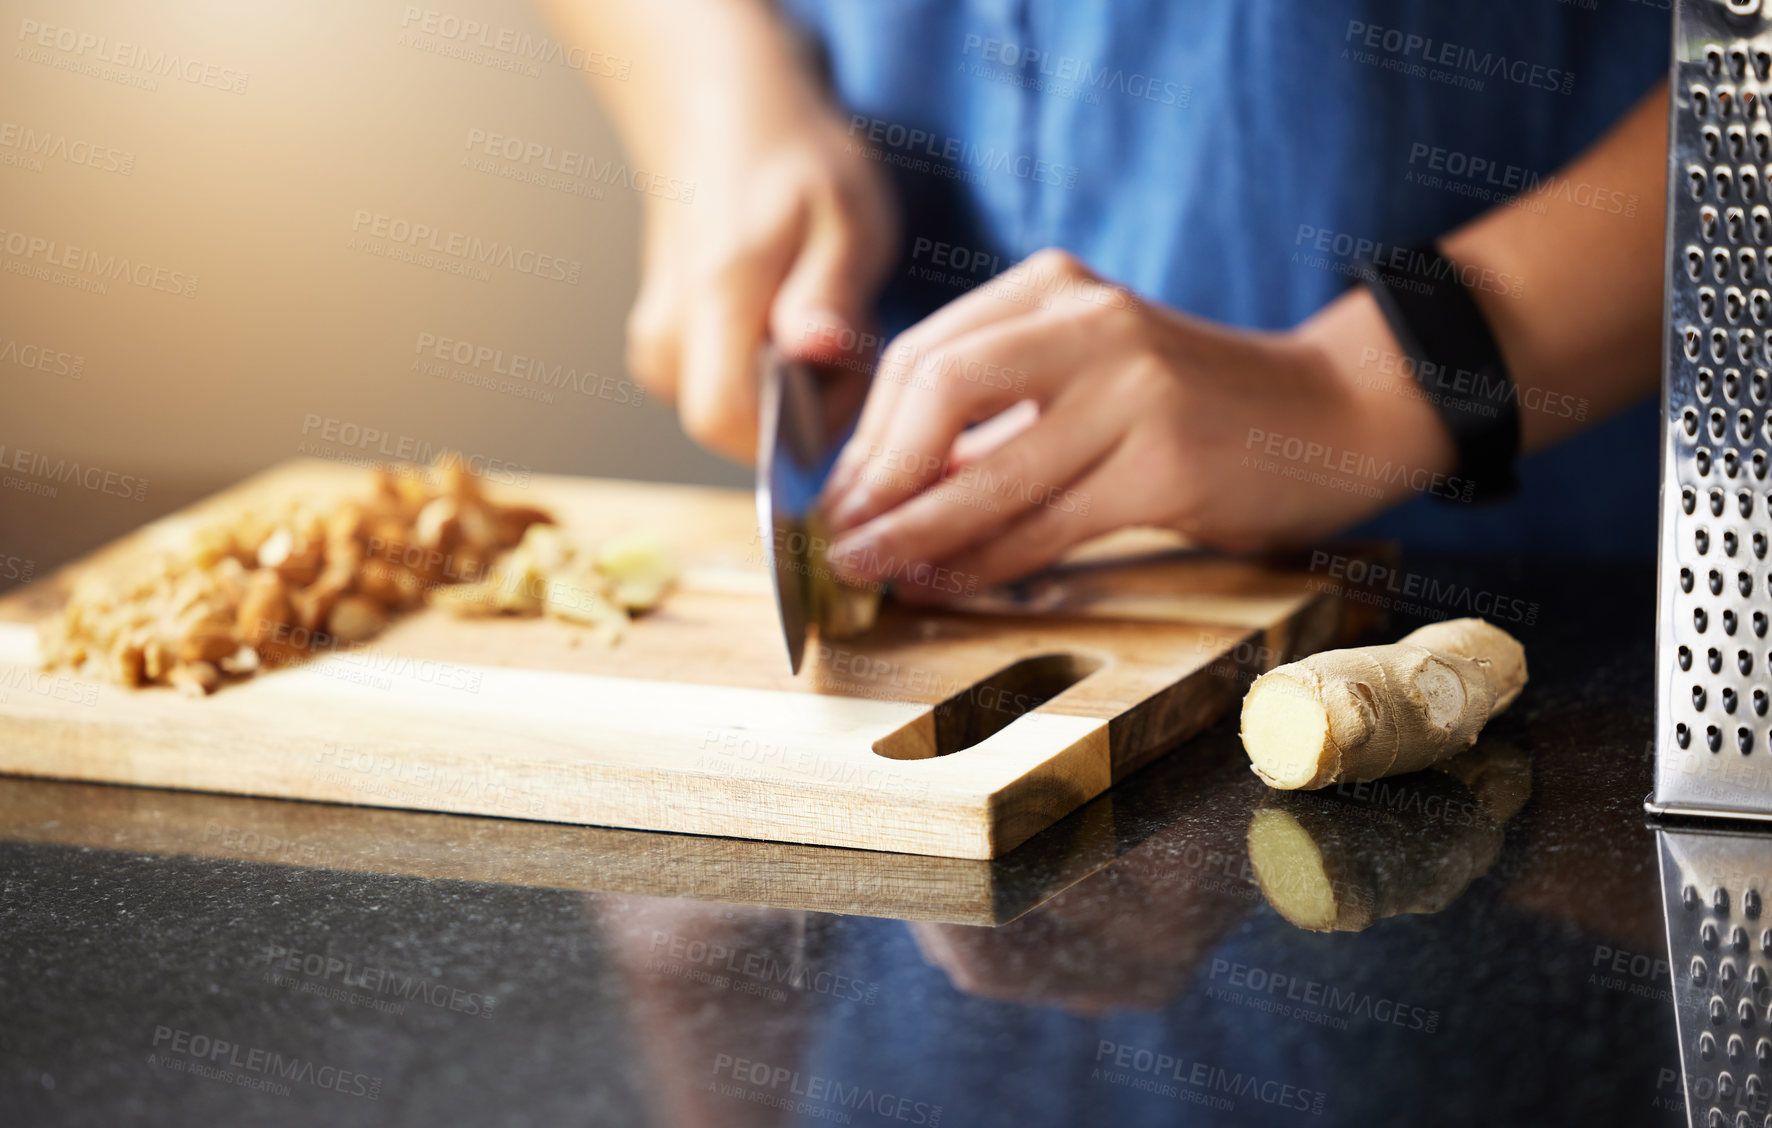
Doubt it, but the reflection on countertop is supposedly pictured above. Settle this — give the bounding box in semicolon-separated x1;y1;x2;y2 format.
1654;824;1772;1127
0;558;1688;1126
1248;739;1531;933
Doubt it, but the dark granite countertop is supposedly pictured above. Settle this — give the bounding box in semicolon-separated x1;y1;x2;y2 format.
0;557;1704;1127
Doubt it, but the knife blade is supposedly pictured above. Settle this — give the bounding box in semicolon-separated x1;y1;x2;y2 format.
756;346;828;674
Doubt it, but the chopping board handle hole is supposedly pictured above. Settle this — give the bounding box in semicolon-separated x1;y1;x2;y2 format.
871;652;1103;761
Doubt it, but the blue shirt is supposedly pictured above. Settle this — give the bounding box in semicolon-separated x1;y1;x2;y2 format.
780;0;1670;557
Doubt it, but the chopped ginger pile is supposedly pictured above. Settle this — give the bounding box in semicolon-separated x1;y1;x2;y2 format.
38;458;674;696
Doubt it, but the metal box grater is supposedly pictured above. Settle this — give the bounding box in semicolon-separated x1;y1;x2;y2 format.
1651;0;1772;821
1656;826;1772;1122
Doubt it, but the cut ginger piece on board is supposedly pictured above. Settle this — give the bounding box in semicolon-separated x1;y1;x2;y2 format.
428;524;676;643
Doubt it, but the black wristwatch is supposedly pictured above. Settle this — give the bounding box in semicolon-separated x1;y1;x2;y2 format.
1364;244;1522;503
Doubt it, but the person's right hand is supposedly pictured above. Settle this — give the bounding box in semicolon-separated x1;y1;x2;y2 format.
627;57;898;461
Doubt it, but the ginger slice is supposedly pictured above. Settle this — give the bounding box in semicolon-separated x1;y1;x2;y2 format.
428;523;676;643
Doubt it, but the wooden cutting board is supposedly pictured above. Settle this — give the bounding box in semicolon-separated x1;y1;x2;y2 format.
0;721;1264;925
0;459;1370;858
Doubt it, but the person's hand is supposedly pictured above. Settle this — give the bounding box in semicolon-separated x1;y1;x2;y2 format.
816;249;1456;594
625;53;898;460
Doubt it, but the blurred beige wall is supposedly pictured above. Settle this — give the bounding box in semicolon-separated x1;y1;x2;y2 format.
0;0;742;576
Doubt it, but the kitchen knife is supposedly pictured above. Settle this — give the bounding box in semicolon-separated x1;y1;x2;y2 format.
756;346;828;674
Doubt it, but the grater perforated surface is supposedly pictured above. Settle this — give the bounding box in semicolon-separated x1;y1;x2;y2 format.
1657;826;1772;1124
1652;0;1772;821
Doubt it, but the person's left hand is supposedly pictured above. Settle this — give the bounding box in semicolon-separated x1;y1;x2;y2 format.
816;248;1455;596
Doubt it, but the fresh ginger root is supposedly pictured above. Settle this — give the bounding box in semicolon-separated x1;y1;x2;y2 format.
1239;618;1528;790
